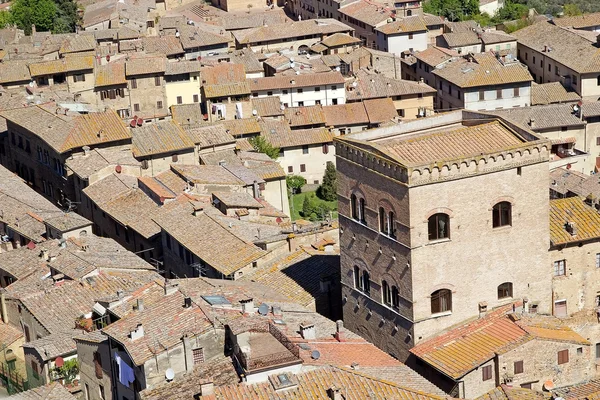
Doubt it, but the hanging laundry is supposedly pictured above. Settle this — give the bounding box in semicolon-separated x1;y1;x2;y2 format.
114;352;135;386
235;102;243;119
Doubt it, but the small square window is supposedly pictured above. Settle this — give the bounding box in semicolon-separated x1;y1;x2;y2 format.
300;164;306;172
482;365;492;381
288;166;293;173
577;347;583;355
302;145;309;154
282;89;288;94
514;360;524;374
297;88;303;93
558;349;569;364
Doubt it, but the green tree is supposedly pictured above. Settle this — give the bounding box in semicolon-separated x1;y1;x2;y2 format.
492;0;528;22
53;0;81;33
10;0;56;34
286;175;306;194
563;3;582;15
248;136;280;159
423;0;479;21
0;11;10;29
317;161;337;202
302;193;316;219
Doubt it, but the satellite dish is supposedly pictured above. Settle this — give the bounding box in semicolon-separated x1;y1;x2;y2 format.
311;350;321;360
352;81;358;88
335;66;340;72
258;303;269;316
290;62;295;68
165;368;175;380
252;109;258;116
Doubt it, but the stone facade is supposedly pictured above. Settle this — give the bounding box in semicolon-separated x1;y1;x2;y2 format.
336;112;552;361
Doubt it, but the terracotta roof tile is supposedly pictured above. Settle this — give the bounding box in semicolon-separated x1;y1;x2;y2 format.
142;36;185;57
132;120;195;157
232;19;352;45
10;382;78;399
125;56;166;76
433;52;532;88
531;82;581;106
94;61;127;87
552;12;600;29
377;15;428;35
249;71;345;92
549;197;600;245
284;105;326;127
29;55;94;77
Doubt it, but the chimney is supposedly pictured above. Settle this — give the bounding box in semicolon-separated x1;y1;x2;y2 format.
200;381;215;396
164;280;179;296
117;289;124;300
31;24;36;35
193;205;204;217
40;249;49;261
300;323;316;340
529;117;535;129
240;298;254;314
253;180;260;198
478;301;488;318
565;222;577;236
82;145;90;156
335;320;345;342
272;305;282;317
130;323;144;340
327;386;342;400
419;77;424;84
136;298;144;311
184;297;192;308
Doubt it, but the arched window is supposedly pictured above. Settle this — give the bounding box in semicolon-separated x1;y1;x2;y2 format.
351;194;358;220
382;280;391;305
428;213;449;241
388;211;395;238
498;282;513;299
379;207;386;234
493;202;512;228
362;270;370;295
392;286;399;309
431;289;452;314
359;198;366;224
354;265;360;288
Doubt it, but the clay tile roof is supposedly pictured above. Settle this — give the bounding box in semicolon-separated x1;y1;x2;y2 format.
411;305;531;379
284;105;326;127
199;366;448;399
552;12;600;29
212;191;263;209
125;56;166;76
479;31;516;44
102;291;213;366
164;59;201;75
153;211;266;276
552;378;600;400
363;97;398;123
248;71;345;92
132;120;195;157
377;120;525;167
412;305;589;380
512;22;600;74
202;81;250;98
170;104;205;125
201;63;246;85
0;60;31;84
433;52;532;88
320;32;362;47
549;197;600;245
10;382;79;400
221;118;261;136
531;82;581;105
184;124;235;148
178;25;230;50
142;36;184;57
487;103;585;130
22;330;78;361
442;31;479;47
0;322;24;346
251;96;284;117
240;250;339;307
414;46;459;67
139;357;239;400
323;102;369;126
376;15;428;35
477;385;551;400
232;19;352;45
59;35;96;54
171;164;245;185
0;107;131;154
102;190;162;238
95;61;127;87
339;1;392;27
346;70;436;101
28;55;94;77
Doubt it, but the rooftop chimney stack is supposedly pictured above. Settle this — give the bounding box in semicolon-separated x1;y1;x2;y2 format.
300;323;316;340
240;298;254;314
164;280;179;296
335;320;345;342
130;323;144;340
136;299;144;311
327;386;342;400
200;381;215;396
